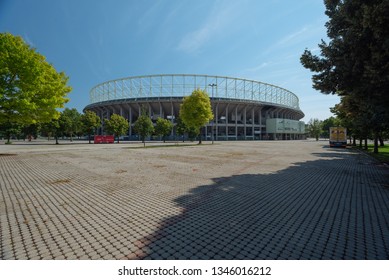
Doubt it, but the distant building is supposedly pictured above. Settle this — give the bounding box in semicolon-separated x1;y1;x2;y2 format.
84;74;305;140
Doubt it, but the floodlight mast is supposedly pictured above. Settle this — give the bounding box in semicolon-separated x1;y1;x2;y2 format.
208;83;217;144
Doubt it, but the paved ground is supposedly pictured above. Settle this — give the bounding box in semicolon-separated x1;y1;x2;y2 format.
0;140;388;260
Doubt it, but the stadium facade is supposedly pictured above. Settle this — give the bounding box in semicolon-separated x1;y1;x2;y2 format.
84;74;305;140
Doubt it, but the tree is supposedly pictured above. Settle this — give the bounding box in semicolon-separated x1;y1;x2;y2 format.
0;122;21;144
133;109;154;147
300;0;389;153
331;95;371;149
179;89;213;144
307;118;322;141
0;33;71;135
176;117;198;142
40;119;61;144
81;110;101;144
175;117;186;142
22;123;40;141
104;113;129;143
154;117;173;143
60;108;82;141
321;116;340;139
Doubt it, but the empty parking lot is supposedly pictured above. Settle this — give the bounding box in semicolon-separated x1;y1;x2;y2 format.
1;140;388;259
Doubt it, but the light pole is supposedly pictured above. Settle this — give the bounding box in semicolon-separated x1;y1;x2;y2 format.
208;83;217;144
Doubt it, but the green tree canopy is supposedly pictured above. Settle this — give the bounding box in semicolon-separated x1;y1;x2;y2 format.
307;118;322;141
154;117;173;143
176;116;198;142
175;117;186;142
59;108;82;141
133;109;154;146
81;110;101;144
321;116;340;139
0;33;71;128
22;123;40;140
40;119;61;144
331;95;373;148
0;121;22;144
104;113;129;143
300;0;389;153
179;89;213;144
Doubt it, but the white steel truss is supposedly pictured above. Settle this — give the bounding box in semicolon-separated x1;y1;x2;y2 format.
89;74;301;110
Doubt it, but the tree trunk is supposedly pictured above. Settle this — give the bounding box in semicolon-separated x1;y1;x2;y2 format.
364;137;368;150
373;134;378;154
379;135;384;146
55;136;59;145
352;136;356;146
359;138;362;148
88;134;91;144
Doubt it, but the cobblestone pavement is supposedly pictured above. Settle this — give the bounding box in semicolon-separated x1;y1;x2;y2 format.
1;140;388;260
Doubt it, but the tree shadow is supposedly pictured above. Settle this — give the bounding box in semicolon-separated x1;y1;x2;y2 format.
125;152;389;260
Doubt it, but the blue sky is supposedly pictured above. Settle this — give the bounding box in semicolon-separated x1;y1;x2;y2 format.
0;0;339;122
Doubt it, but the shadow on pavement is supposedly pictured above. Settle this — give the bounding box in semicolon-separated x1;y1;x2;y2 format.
127;151;389;260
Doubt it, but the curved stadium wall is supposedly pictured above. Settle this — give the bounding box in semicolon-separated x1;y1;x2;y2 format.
84;74;305;140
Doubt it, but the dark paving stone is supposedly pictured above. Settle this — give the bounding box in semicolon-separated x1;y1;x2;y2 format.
1;142;388;260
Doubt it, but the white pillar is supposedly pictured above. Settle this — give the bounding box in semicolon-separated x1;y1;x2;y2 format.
129;106;132;138
235;106;238;140
243;106;247;140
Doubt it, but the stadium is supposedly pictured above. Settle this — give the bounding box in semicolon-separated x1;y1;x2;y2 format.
84;74;305;140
